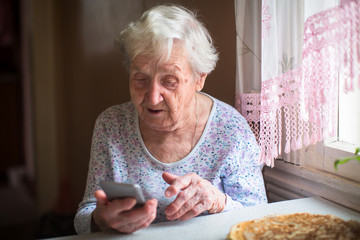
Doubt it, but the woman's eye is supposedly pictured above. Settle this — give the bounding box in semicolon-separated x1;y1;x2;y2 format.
163;77;177;88
133;75;148;84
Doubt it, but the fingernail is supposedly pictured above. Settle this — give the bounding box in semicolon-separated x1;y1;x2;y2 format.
166;214;174;220
165;191;170;198
165;207;172;215
165;210;171;216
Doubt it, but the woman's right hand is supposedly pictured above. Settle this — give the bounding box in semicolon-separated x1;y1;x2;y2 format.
92;190;158;233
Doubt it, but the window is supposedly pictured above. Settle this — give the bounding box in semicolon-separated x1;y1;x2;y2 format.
338;81;360;147
320;67;360;182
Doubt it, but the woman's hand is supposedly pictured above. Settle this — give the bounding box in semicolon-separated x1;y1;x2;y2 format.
162;172;226;221
92;190;158;233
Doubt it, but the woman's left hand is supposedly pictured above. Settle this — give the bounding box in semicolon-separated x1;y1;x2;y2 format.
162;172;226;221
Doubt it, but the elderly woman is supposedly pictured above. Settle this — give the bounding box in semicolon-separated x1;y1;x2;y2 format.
74;4;267;234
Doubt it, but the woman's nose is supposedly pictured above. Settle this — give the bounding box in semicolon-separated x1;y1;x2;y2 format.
145;80;163;105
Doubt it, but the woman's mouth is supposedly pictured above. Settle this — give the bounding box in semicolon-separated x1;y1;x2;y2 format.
147;108;163;114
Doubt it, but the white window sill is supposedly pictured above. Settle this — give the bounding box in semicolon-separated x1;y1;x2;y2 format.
323;140;360;182
325;140;358;158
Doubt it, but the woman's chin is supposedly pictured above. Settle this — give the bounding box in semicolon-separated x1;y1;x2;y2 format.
140;118;175;132
147;123;175;132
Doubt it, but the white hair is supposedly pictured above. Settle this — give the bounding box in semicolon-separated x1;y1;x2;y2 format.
116;4;219;75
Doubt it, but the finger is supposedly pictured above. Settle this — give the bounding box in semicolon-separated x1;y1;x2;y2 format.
124;205;157;233
138;212;156;229
162;172;178;184
164;173;194;198
131;198;158;220
165;185;198;218
112;199;158;233
162;172;180;198
178;202;206;221
135;210;157;230
95;190;109;205
174;187;214;221
167;191;203;220
111;197;137;213
97;198;136;225
118;211;156;234
142;198;158;217
117;198;157;225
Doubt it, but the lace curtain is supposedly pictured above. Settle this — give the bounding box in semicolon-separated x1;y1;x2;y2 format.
235;0;360;167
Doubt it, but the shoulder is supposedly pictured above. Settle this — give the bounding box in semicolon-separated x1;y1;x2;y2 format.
97;102;134;121
207;95;249;130
206;94;260;157
91;102;136;144
94;102;136;129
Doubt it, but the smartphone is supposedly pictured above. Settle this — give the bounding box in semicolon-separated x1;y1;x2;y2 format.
99;181;146;205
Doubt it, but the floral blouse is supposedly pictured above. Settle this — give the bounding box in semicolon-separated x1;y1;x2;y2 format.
74;93;267;234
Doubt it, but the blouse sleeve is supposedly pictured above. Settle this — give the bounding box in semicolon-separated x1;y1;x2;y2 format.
221;121;268;211
74;113;113;234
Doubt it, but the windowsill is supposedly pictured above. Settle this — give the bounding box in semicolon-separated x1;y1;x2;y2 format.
325;140;358;158
264;159;360;212
323;140;360;182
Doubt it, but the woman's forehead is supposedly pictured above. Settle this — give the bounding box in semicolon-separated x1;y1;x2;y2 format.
130;49;191;74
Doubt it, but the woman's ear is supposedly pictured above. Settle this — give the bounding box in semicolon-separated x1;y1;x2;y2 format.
195;73;207;92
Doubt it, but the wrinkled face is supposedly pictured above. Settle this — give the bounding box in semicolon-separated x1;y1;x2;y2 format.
129;42;205;132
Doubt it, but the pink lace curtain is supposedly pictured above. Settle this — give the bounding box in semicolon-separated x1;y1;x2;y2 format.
235;0;360;167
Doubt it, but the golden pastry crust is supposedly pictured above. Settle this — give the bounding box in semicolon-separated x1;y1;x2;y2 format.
227;213;360;240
